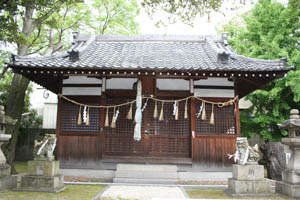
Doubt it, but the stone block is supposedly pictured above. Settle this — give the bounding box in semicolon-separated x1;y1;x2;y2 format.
228;178;271;194
0;164;11;177
27;160;59;177
232;164;264;181
19;174;65;193
276;181;300;198
0;175;17;191
282;169;300;184
116;164;177;172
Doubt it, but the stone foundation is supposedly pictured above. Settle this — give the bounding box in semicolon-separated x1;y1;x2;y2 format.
226;164;272;197
276;181;300;198
17;160;65;193
275;169;300;198
19;174;65;193
0;164;17;191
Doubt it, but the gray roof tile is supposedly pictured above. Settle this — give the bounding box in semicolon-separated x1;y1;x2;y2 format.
11;34;291;72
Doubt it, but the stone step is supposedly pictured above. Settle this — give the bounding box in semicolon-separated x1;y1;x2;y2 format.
115;171;178;179
113;177;177;184
116;164;177;172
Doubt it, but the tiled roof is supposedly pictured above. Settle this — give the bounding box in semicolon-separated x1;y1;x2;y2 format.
11;34;291;72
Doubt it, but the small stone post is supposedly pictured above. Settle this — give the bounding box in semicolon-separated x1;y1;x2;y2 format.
276;109;300;198
0;105;17;191
226;137;272;197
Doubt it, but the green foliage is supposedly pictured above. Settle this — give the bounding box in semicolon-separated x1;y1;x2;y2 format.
221;0;300;141
141;0;244;26
83;0;140;35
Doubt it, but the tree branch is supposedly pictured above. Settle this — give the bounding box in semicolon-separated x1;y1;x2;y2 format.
32;0;65;30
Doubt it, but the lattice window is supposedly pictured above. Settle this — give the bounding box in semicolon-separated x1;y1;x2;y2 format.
195;103;235;134
104;97;137;134
60;99;100;133
149;98;190;136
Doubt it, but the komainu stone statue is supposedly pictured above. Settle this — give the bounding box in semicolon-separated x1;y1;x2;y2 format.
33;134;56;161
228;137;260;165
226;137;272;197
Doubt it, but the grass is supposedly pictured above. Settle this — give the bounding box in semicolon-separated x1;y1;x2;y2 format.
185;188;295;199
14;161;28;174
0;185;105;200
186;188;232;199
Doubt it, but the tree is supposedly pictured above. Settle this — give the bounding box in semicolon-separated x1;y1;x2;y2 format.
141;0;244;25
0;0;82;173
221;0;300;141
0;0;140;172
83;0;139;35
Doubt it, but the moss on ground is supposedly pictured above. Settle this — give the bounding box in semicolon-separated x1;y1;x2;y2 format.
14;161;28;174
0;185;105;200
185;188;295;199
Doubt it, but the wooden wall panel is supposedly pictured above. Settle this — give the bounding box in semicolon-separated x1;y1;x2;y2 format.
192;135;236;168
56;134;102;163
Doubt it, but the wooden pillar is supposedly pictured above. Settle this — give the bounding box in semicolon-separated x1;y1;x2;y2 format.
55;78;63;159
140;76;155;155
190;98;196;160
235;98;241;137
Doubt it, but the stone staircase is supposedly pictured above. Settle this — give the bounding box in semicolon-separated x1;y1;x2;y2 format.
113;164;178;184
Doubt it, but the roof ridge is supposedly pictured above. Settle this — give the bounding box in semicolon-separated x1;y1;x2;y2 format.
95;34;215;42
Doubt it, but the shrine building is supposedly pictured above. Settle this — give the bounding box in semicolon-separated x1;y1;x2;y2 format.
8;33;292;170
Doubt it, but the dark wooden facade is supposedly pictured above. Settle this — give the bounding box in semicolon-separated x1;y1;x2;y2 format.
55;76;238;169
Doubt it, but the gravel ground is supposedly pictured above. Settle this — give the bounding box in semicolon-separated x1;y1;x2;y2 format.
100;186;187;200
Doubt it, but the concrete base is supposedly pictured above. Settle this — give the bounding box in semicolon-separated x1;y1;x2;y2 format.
18;174;65;193
28;160;59;177
232;164;264;181
227;178;271;194
276;181;300;198
0;175;17;191
113;164;178;184
0;164;17;191
282;169;300;184
227;164;272;197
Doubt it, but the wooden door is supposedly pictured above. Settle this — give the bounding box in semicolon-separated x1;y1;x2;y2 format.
145;98;191;158
191;98;236;168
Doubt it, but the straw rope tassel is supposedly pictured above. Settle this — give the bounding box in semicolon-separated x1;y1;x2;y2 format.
127;103;133;120
184;99;188;119
111;107;116;128
159;102;164;121
175;101;179;120
86;107;90;125
77;106;82;125
153;101;158;119
234;102;236;116
210;104;215;125
201;102;206;120
105;108;109;127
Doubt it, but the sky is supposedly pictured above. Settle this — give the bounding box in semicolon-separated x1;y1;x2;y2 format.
30;0;257;114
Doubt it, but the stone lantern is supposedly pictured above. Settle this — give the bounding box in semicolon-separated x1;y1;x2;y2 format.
0;105;17;191
276;109;300;198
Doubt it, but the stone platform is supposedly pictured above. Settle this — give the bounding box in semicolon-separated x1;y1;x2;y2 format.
16;160;65;193
0;164;17;191
226;164;272;197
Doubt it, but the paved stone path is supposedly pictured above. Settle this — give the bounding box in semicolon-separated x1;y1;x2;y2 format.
100;185;187;200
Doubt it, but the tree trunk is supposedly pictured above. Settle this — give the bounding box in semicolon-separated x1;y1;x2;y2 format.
3;74;30;173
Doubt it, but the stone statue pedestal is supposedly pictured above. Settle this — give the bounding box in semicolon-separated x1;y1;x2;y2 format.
0;134;17;191
275;138;300;198
226;164;272;197
0;164;17;191
17;160;65;193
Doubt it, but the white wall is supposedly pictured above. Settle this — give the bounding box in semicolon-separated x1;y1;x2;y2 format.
42;103;57;129
194;78;234;98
